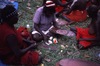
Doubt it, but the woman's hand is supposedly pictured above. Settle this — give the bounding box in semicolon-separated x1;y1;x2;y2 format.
43;35;49;42
30;43;38;49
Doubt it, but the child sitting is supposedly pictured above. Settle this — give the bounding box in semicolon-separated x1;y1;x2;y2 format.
17;26;36;46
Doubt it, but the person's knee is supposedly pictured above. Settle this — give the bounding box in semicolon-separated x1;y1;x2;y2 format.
32;33;43;42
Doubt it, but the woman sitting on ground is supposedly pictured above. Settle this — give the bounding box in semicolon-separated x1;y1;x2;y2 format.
0;5;42;65
70;5;99;49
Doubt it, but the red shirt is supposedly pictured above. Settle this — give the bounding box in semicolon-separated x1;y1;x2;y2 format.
0;23;26;64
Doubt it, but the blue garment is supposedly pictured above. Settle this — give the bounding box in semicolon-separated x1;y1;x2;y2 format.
0;60;7;66
11;1;18;10
0;0;18;10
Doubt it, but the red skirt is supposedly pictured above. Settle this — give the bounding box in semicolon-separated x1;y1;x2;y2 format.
21;51;39;65
76;27;95;47
64;10;87;22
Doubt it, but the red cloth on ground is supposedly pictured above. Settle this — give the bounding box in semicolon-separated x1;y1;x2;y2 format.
76;27;95;47
56;6;64;13
55;0;66;12
21;51;39;65
0;23;39;65
64;10;87;22
55;0;88;22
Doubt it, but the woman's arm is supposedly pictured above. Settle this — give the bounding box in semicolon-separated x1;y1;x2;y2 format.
53;20;59;29
34;23;45;37
34;23;48;42
6;34;36;57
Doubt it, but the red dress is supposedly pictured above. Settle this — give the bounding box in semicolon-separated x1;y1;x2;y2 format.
76;27;95;48
0;23;39;65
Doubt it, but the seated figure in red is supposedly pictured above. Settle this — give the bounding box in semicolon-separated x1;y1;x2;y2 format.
0;5;42;65
43;0;89;22
63;0;89;22
75;26;96;49
70;5;99;49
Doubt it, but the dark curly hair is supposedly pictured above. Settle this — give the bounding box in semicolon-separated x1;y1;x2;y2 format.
43;6;56;14
87;5;99;18
1;5;18;22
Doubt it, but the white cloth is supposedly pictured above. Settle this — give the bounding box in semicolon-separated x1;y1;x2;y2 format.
32;26;54;35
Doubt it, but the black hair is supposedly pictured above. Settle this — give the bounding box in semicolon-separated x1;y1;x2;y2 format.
43;6;56;14
1;5;17;22
87;5;99;19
